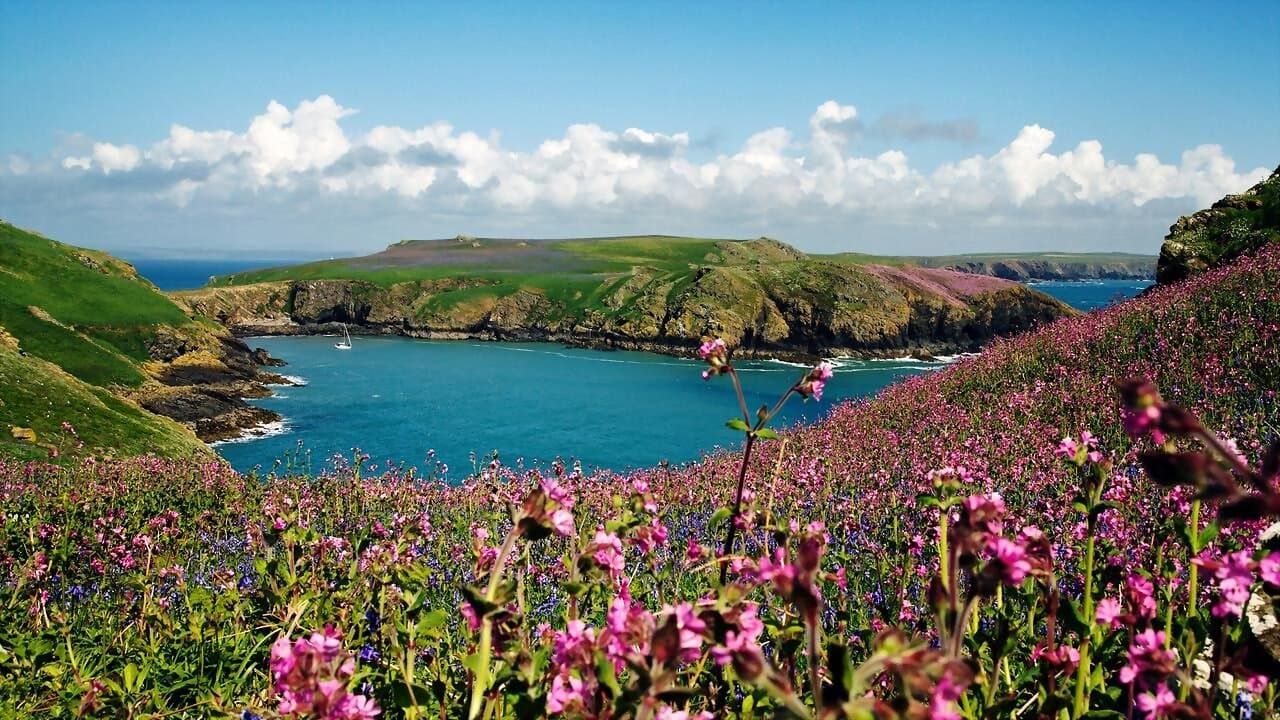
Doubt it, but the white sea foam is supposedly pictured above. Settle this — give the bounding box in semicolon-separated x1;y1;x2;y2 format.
271;375;308;386
211;420;289;446
764;358;811;369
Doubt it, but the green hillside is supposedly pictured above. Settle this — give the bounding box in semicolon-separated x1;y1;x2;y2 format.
186;235;1070;358
0;342;206;460
0;221;212;459
0;222;191;387
206;234;759;320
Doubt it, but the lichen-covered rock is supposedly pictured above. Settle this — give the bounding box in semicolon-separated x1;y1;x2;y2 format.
1157;166;1280;285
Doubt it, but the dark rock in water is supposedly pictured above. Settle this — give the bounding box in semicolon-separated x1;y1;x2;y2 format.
136;385;282;443
251;347;285;366
1156;165;1280;285
129;314;290;443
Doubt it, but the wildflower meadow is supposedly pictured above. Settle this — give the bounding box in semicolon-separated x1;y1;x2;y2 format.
2;242;1279;718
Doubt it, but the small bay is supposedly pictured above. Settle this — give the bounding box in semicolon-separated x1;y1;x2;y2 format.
215;338;946;476
213;279;1152;475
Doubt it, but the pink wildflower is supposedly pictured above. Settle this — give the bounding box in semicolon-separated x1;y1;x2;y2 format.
987;537;1031;585
1262;553;1280;587
798;362;835;401
1135;684;1176;720
546;673;591;715
1095;597;1123;628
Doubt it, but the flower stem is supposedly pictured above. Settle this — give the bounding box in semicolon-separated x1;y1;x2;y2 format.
468;526;521;720
720;431;757;585
807;615;822;713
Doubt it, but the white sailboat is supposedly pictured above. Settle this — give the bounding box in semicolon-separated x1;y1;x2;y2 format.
334;323;352;350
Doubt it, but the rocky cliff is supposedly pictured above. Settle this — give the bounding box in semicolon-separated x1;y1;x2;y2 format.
1157;165;1280;284
130;323;289;443
937;258;1155;281
178;238;1074;360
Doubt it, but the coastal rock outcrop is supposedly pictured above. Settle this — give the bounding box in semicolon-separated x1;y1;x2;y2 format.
1157;165;1280;284
939;258;1155;281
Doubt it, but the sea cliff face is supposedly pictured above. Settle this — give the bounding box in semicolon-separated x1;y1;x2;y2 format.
176;256;1073;360
1157;165;1280;284
937;258;1154;281
130;324;290;443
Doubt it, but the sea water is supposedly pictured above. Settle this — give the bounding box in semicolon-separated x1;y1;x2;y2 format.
205;279;1150;475
213;338;946;475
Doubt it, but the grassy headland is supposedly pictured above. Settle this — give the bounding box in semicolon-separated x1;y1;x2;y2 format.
0;221;284;459
182;235;1074;360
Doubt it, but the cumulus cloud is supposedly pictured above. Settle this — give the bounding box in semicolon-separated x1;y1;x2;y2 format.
2;95;1270;254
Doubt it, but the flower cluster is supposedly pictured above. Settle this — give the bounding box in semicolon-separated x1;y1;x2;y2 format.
269;626;380;719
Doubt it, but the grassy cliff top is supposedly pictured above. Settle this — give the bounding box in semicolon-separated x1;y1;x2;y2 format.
1157;165;1280;283
0;342;207;461
206;235;793;287
189;235;1050;335
0;221;193;387
209;236;1155;288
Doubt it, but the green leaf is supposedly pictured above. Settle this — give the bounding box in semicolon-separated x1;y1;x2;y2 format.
725;418;750;432
1060;597;1090;635
1197;522;1220;550
915;493;942;508
392;682;436;708
755;427;780;440
419;608;449;630
595;656;621;697
123;663;138;693
709;507;733;529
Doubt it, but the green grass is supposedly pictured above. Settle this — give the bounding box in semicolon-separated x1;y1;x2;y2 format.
0;222;194;387
0;344;208;460
201;234;1142;326
0;222;231;461
209;236;733;287
211;235;1155;293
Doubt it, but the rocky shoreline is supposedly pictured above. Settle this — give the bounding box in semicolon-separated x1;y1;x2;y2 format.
936;260;1154;281
127;329;296;444
230;320;996;364
177;270;1073;366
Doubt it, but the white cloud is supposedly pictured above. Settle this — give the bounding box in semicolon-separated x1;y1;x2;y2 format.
91;142;142;173
7;95;1271;254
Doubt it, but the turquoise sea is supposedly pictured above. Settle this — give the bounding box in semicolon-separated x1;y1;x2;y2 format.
214;340;946;476
207;279;1151;475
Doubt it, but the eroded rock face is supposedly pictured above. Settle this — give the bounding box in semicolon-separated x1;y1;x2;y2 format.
132;319;292;442
177;259;1076;361
943;259;1156;281
1156;166;1280;285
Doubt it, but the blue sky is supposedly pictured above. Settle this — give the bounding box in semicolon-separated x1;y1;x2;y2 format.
1;1;1277;258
